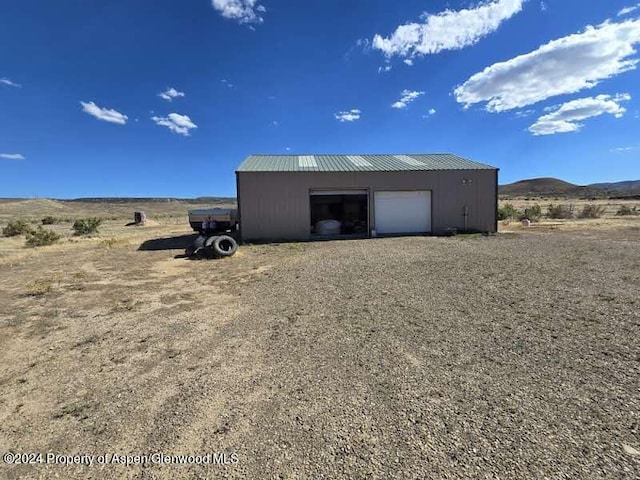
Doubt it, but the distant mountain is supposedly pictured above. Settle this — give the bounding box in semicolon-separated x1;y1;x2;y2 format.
500;177;640;198
588;180;640;191
500;178;596;197
63;197;236;203
193;196;237;203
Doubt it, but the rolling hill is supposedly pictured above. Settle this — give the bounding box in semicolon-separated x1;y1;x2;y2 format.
588;180;640;191
64;196;236;203
499;178;640;198
499;178;595;197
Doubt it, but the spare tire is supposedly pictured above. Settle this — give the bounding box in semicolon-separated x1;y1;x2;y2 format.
186;235;207;256
212;235;238;257
203;235;219;259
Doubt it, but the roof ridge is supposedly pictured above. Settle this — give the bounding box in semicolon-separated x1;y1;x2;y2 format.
248;153;457;156
237;153;497;172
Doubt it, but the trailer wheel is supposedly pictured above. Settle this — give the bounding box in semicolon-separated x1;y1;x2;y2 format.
202;235;218;258
186;235;207;257
212;235;238;257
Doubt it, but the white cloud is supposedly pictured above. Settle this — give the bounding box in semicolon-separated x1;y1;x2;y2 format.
0;153;25;160
610;146;636;152
454;19;640;112
159;87;185;101
618;4;640;16
514;109;535;118
272;120;279;126
528;93;630;135
334;109;361;122
211;0;266;24
151;113;198;136
540;2;547;12
422;108;437;118
345;38;371;61
404;59;414;66
392;89;425;109
221;79;234;88
285;147;292;151
0;78;21;88
356;38;370;50
378;64;392;74
80;101;128;125
372;0;523;60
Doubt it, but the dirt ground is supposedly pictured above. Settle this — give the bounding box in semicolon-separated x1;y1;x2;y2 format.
0;203;639;479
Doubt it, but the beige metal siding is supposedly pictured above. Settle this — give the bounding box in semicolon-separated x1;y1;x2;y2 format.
237;170;497;241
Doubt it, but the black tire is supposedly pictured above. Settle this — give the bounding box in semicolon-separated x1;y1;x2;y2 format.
202;235;218;259
212;235;238;257
186;235;207;256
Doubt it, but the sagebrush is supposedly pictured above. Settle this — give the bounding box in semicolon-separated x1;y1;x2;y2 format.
616;205;639;216
25;226;61;247
73;218;102;235
547;204;574;219
42;216;62;225
497;204;521;221
521;204;542;221
578;204;606;219
2;219;32;237
25;279;53;296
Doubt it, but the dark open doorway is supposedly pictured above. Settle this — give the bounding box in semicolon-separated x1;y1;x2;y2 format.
310;191;368;237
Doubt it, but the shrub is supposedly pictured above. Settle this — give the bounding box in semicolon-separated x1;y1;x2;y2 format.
497;203;521;221
115;298;139;311
25;279;53;296
41;216;61;225
520;204;542;222
547;203;574;219
25;226;61;247
99;237;118;248
578;204;606;219
616;205;639;216
72;217;102;236
2;219;32;237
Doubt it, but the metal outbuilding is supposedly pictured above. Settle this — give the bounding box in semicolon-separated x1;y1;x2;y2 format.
236;154;498;241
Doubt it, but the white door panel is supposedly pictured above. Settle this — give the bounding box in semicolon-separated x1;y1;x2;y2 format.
374;191;431;234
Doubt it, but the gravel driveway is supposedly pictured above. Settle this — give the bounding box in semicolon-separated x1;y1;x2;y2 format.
1;227;639;479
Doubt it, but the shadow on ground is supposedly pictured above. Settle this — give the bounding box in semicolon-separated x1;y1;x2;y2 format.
138;234;198;251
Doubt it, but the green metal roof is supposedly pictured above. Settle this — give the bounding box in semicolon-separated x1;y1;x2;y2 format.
236;154;497;172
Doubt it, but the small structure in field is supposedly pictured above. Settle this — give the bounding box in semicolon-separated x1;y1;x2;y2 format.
134;211;147;225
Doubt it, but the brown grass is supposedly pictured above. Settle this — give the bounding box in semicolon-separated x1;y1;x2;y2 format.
500;197;640;217
499;197;640;232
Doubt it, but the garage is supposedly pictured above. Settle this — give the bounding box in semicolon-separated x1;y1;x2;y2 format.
374;190;431;235
235;154;498;241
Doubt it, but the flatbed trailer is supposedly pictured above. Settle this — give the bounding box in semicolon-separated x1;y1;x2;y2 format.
186;207;239;258
188;207;239;234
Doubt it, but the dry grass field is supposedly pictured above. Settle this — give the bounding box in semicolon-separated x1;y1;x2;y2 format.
499;197;640;218
0;199;639;479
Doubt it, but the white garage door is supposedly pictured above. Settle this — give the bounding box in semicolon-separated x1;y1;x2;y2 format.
374;190;431;234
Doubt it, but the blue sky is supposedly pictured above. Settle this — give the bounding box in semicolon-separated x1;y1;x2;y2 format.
1;0;639;198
